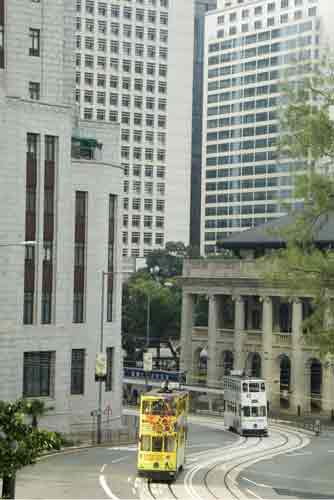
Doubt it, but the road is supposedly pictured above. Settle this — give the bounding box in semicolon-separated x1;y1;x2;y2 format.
14;418;334;499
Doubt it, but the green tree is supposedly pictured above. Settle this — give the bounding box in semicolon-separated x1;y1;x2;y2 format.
264;58;334;355
24;399;54;429
0;400;61;499
145;241;202;278
122;271;181;355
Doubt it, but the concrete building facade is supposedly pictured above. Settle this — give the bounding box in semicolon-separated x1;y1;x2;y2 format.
0;0;123;434
180;217;334;415
190;0;217;250
201;0;334;255
75;0;194;259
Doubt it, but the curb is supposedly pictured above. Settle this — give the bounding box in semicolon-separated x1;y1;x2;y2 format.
38;441;137;461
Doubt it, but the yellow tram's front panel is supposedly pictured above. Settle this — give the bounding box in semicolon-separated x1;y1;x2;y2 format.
138;412;178;476
137;391;188;479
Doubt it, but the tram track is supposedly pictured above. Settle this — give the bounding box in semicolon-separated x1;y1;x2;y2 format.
201;425;308;500
141;424;310;500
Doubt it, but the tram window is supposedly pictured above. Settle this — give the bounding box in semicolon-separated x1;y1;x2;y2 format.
142;401;150;414
238;405;241;416
243;406;250;417
251;407;259;417
261;383;265;392
249;383;259;392
164;436;175;452
242;383;248;392
141;435;151;451
152;399;164;415
152;436;163;452
260;406;266;417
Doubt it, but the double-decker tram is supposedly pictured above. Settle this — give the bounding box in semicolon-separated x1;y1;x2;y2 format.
137;384;189;480
223;371;268;436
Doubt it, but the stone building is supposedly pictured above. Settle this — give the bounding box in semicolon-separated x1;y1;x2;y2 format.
180;215;334;415
0;0;123;434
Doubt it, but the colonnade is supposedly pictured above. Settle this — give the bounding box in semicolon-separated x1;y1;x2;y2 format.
180;292;334;415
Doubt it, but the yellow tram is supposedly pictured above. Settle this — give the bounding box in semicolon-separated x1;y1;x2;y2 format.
137;385;189;480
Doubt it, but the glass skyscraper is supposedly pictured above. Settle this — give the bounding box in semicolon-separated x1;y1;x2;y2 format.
201;0;331;254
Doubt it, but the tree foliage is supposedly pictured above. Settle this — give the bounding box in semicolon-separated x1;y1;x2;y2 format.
145;241;201;278
122;271;181;354
264;57;334;356
0;399;61;481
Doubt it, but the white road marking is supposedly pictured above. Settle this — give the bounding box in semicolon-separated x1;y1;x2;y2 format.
328;450;334;453
100;464;106;473
242;477;270;488
245;487;263;499
111;456;128;464
186;443;223;449
108;446;137;452
99;475;120;500
286;451;312;456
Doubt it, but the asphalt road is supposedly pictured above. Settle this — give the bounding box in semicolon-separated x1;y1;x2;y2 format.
13;422;334;499
15;420;238;499
238;431;334;499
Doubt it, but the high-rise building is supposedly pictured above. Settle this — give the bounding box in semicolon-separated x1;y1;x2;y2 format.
0;0;123;434
201;0;334;255
75;0;194;259
190;0;217;250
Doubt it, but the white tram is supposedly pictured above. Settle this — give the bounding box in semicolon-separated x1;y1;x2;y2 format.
223;372;268;436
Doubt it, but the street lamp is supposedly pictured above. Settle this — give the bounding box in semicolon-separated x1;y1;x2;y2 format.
145;266;160;348
96;270;113;445
0;240;36;248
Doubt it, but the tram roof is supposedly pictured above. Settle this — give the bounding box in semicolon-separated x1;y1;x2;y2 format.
143;389;188;399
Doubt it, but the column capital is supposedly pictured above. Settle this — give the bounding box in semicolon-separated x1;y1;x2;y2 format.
260;295;272;304
291;297;302;305
208;293;217;302
232;295;244;304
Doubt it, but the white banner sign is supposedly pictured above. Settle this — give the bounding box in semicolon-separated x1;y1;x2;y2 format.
143;352;153;372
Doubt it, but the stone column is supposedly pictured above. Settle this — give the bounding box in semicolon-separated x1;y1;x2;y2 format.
322;356;334;414
233;295;245;371
207;294;218;387
262;296;274;407
180;292;194;382
291;298;306;415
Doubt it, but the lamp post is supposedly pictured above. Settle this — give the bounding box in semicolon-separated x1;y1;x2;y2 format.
143;266;160;389
96;270;113;445
0;240;36;248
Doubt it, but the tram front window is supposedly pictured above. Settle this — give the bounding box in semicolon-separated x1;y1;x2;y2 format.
164;436;175;452
251;407;259;417
152;436;163;452
261;382;265;392
243;406;250;417
260;406;266;416
151;399;175;416
141;435;151;451
242;383;248;392
249;383;259;392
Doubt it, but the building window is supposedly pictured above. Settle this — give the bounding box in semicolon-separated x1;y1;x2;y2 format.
29;28;40;56
71;349;85;395
107;195;116;322
41;293;52;324
0;23;4;69
105;347;113;391
23;351;55;397
23;292;34;325
29;81;40;100
73;191;87;323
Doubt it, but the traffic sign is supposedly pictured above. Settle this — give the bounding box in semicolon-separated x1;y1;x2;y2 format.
143;352;153;372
